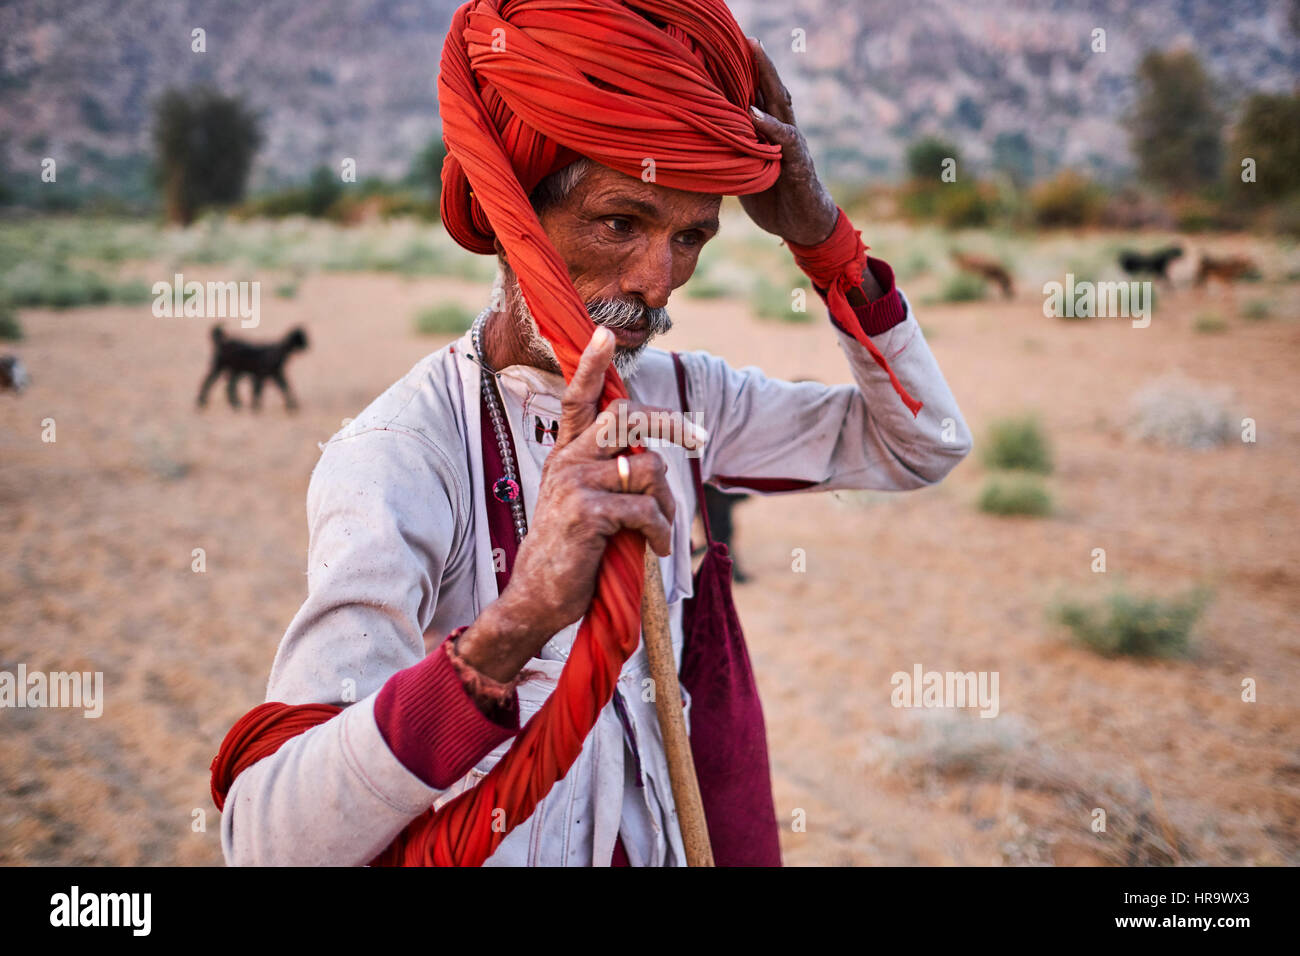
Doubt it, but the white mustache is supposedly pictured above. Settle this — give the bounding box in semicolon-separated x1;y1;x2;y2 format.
587;298;673;337
504;265;670;378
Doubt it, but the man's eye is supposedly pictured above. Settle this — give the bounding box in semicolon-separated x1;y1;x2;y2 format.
677;231;704;248
603;218;632;234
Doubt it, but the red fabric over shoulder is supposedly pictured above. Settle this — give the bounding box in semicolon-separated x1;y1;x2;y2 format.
210;702;339;812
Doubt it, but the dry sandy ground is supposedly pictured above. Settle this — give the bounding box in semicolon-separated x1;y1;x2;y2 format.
1;243;1298;866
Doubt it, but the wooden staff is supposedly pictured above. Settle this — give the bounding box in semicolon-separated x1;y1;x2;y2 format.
640;545;714;867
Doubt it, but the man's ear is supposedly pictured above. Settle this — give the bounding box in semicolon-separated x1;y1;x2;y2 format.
493;237;507;263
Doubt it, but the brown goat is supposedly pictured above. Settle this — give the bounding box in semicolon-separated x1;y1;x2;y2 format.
1196;254;1259;286
950;250;1015;298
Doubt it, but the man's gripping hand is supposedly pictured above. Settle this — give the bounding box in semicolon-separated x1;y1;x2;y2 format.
455;327;705;683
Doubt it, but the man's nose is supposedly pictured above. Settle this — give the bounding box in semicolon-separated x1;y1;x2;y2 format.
618;239;674;311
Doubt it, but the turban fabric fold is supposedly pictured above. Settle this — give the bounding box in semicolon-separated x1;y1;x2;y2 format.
212;0;920;866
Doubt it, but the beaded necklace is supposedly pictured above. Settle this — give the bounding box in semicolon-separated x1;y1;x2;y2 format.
470;307;528;544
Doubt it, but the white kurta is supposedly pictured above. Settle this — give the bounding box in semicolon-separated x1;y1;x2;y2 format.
220;289;973;866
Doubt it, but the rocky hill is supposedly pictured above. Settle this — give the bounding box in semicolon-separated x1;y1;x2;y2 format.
0;0;1296;198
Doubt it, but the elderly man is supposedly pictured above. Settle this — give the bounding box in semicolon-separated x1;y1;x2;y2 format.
214;0;971;867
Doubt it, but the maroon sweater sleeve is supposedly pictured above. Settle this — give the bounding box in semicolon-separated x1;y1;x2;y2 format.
373;635;519;790
811;256;908;336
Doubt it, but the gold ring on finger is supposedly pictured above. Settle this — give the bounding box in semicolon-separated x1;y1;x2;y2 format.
617;454;631;494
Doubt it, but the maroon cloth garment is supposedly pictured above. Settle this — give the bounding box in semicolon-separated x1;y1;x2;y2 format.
672;352;783;867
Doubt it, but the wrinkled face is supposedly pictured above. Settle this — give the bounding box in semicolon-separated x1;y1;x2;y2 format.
509;162;721;378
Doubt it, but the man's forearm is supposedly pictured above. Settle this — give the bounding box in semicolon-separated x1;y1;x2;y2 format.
848;267;885;306
454;594;549;683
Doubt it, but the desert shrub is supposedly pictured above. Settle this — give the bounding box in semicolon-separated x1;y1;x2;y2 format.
334;189;433;223
240;191;303;222
1241;300;1271;321
686;278;730;299
109;279;154;305
898;181;940;220
981;415;1052;473
4;262;111;308
1193;313;1227;334
376;191;435;221
1170;195;1236;233
443;252;496;282
1128;375;1236;449
1052;587;1209;658
933;182;995;229
320;240;379;272
380;239;447;276
0;300;22;341
275;282;299;299
304;166;344;218
751;278;814;322
238;169;341;221
896;250;931;280
977;474;1053;517
938;271;987;303
1030;171;1104;228
414;302;475;336
686;266;731;299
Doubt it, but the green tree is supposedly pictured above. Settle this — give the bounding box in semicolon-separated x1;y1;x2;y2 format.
153;87;262;225
305;164;344;217
409;134;448;204
906;137;961;182
901;138;967;222
1230;90;1300;203
1127;50;1222;193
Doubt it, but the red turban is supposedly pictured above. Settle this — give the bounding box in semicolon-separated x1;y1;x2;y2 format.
212;0;920;866
438;0;784;378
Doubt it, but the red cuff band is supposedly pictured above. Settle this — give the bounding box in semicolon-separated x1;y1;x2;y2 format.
373;632;519;790
855;257;908;335
814;257;907;336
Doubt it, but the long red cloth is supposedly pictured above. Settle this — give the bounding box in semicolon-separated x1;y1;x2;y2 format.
211;0;918;866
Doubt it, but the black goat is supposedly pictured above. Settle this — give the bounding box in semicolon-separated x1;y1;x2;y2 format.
0;355;30;393
198;325;309;411
1118;246;1183;281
